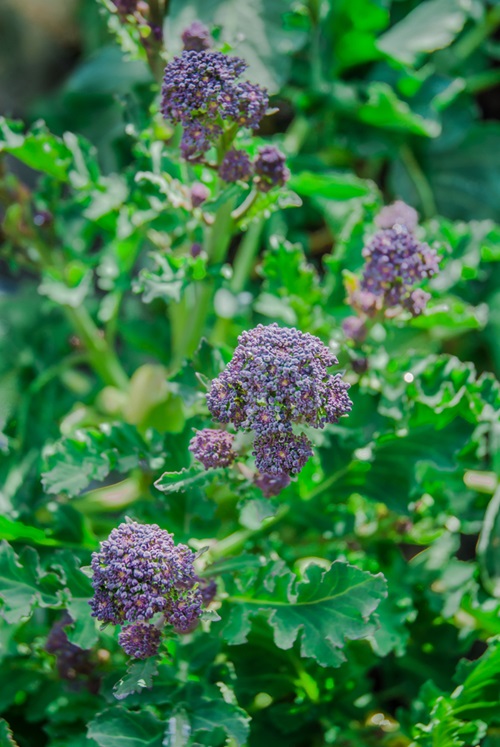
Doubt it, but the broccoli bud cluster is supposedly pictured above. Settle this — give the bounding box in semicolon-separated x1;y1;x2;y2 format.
89;520;203;658
181;21;213;52
375;200;418;232
360;226;438;315
161;50;268;160
207;324;351;485
189;429;236;469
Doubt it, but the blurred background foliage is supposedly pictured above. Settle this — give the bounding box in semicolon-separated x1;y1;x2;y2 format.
1;2;500;746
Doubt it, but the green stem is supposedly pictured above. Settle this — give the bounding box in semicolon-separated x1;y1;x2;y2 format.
230;218;264;293
452;5;500;66
170;198;236;370
208;505;290;561
231;188;259;222
465;68;500;94
283;115;310;155
399;144;436;220
64;305;129;390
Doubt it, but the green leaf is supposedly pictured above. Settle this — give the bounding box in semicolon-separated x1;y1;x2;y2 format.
0;542;62;623
189;698;250;746
358;83;441;137
0;718;20;747
409;297;488;334
42;424;162;497
87;708;164;747
288;171;373;200
477;487;500;598
154;466;217;495
0;515;60;547
221;559;387;667
52;552;97;648
378;0;472;66
0;118;72;180
113;659;159;701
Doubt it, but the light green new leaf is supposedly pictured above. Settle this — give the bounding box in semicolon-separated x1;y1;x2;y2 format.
0;118;71;180
358;83;441;137
154;467;218;495
221;559;387;667
378;0;472;66
288;171;374;200
88;708;164;747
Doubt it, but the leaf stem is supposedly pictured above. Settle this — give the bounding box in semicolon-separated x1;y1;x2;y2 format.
208;505;290;561
398;144;436;219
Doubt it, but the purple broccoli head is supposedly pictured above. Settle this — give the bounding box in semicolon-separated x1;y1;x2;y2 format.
207;324;352;434
360;226;438;315
181;21;212;52
89;520;202;630
118;622;161;659
161;51;268;159
188;429;236;469
375;200;418;232
253;146;290;192
219;149;252;182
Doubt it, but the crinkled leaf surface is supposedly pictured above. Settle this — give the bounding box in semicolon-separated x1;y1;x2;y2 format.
0;542;62;623
221;559;387;667
87;708;164;747
113;658;159;701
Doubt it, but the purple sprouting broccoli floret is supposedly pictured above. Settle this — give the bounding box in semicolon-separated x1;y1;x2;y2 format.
181;21;212;52
190;242;203;258
118;622;162;659
253;431;313;476
89;520;202;630
161;51;268;159
188;429;236;469
254;471;291;497
375;200;418;232
342;316;367;343
190;182;209;207
207;323;352;434
360;226;438;315
403;288;431;316
253;146;290;192
219;149;252;182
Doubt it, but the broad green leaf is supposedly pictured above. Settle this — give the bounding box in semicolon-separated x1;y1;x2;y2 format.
0;718;19;747
0;542;62;623
409;298;488;335
220;559;387;667
358;83;441;137
113;659;159;701
52;552;97;648
288;171;373;200
378;0;472;66
42;424;163;497
189;699;250;746
154;467;217;495
87;708;164;747
0;515;60;547
0;118;71;180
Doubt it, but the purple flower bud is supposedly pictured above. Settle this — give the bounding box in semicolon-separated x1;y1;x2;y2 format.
161;51;268;159
207;324;352;434
403;288;431;316
188;429;236;469
190;182;209;207
89;520;202;630
219;149;252;183
352;357;369;374
119;622;161;659
181;21;212;52
253;146;290;192
253;431;313;476
254;472;291;497
190;242;203;258
375;201;418;232
342;316;367;343
361;226;438;315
